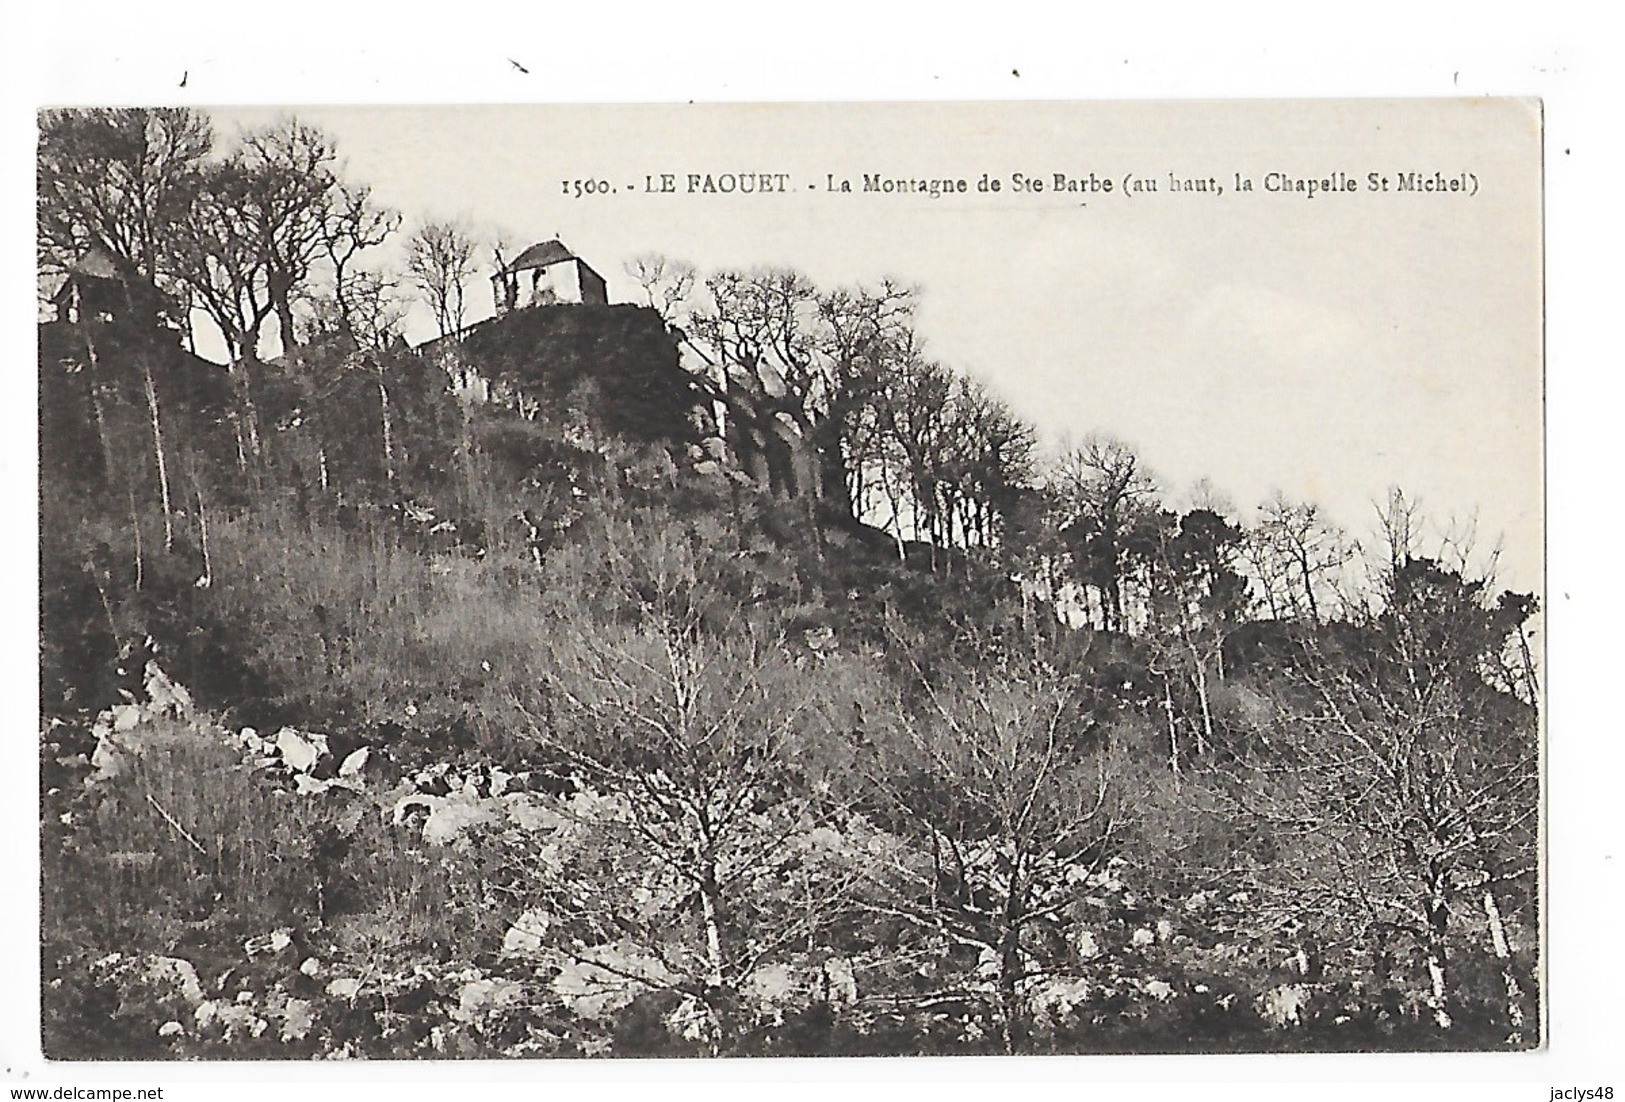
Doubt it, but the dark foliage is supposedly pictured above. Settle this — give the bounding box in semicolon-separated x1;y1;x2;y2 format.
443;305;700;447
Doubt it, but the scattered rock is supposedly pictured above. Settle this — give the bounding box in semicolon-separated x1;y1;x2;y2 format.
145;955;205;1009
453;976;525;1024
326;977;362;1000
244;928;294;957
1259;983;1312;1029
502;909;552;958
275;728;325;774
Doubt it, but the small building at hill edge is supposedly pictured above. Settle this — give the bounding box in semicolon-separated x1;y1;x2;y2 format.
492;240;608;314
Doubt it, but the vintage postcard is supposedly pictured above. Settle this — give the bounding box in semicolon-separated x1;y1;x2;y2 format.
30;99;1543;1068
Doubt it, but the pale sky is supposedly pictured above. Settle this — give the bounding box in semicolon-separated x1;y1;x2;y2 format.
202;101;1541;593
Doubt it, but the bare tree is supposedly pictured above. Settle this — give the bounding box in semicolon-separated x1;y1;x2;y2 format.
1050;435;1160;633
302;271;410;485
855;646;1134;1054
1235;542;1539;1035
174;159;277;464
235;118;341;357
684;269;915;519
166;122;355;461
625;253;698;325
869;347;955;558
812;280;916;520
305;268;405;351
684;268;826;504
857;350;1036;565
39;109;218;539
318;183;400;343
1245;492;1356;624
1142;506;1251;766
514;611;864;1051
407;220;478;339
37;107;212;294
939;376;1036;552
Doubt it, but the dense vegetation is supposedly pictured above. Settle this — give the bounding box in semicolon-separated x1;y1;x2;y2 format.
38;108;1539;1058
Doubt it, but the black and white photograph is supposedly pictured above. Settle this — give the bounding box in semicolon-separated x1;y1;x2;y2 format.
27;97;1548;1064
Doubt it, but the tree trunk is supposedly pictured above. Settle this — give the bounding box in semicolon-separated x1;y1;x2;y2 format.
700;885;725;988
1297;549;1320;623
141;360;174;550
196;491;213;588
270;271;298;358
377;374;396;485
1424;870;1453;1029
1425;951;1451;1029
276;298;298;359
228;412;248;471
997;938;1021;1056
815;415;856;521
1105;562;1123;633
698;874;728;1055
1515;626;1540;704
997;857;1026;1055
129;493;143;592
1190;647;1214;756
1164;676;1181;776
332;258;354;340
1483;886;1526;1038
72;298;118;482
227;342;264;465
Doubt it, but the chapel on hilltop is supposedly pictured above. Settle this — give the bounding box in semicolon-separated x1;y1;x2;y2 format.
491;239;608;315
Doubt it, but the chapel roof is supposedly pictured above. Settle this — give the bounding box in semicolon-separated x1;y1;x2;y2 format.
497;240;578;275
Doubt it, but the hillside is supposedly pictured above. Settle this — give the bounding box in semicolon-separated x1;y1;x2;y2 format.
432;304;701;447
36;107;1541;1060
38;294;1541;1058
